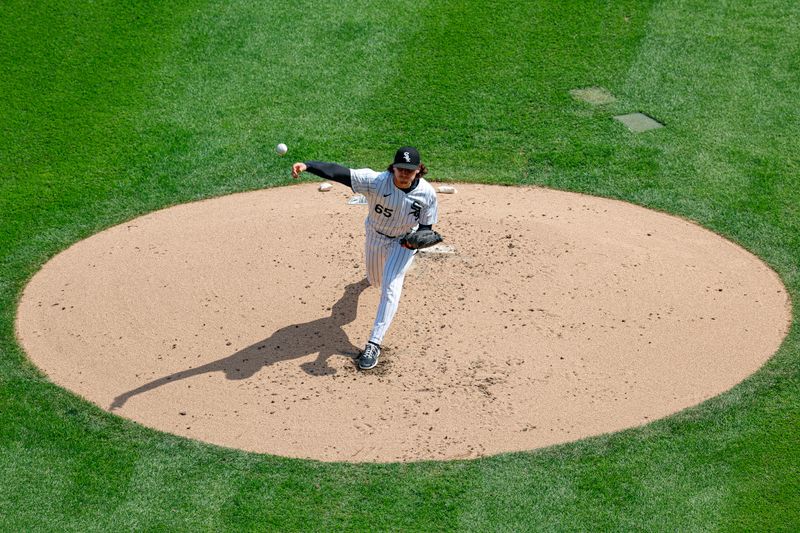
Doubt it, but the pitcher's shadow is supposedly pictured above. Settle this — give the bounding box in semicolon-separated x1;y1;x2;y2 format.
110;279;370;410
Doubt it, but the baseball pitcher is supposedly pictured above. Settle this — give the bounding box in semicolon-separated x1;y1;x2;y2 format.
291;146;442;370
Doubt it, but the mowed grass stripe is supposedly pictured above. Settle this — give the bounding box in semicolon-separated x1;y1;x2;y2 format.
0;1;203;250
616;0;800;263
131;0;425;198
352;0;652;181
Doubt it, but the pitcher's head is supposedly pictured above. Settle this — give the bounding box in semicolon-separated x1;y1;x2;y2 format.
387;146;427;187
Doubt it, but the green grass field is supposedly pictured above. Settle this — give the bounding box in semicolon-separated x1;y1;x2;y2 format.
2;0;798;529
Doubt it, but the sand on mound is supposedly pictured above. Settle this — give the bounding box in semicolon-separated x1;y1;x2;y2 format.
15;183;791;462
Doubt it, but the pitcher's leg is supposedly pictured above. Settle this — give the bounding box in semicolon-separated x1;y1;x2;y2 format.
365;231;388;287
368;244;416;345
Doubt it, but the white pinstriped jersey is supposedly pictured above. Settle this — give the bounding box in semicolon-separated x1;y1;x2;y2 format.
350;169;439;237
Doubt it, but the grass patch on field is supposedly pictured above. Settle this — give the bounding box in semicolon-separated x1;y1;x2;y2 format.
1;0;798;530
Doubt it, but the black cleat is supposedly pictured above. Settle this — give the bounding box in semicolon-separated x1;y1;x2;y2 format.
357;342;381;370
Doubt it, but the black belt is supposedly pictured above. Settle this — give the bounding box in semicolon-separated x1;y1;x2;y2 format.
374;229;401;238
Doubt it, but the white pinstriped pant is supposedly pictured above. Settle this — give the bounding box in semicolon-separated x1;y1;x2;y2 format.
365;229;417;345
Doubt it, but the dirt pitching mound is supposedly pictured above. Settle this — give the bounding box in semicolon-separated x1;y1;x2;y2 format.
16;183;791;462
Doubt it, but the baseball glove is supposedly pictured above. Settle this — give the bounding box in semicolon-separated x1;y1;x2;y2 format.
400;229;443;250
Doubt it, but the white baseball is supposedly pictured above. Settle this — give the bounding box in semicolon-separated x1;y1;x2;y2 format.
275;143;288;156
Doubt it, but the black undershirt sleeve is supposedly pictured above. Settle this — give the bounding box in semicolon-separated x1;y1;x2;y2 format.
419;224;432;231
304;161;352;187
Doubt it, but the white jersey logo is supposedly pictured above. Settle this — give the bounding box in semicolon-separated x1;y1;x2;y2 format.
403;152;411;162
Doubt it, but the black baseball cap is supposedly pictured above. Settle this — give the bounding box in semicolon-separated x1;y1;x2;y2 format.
393;146;421;169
